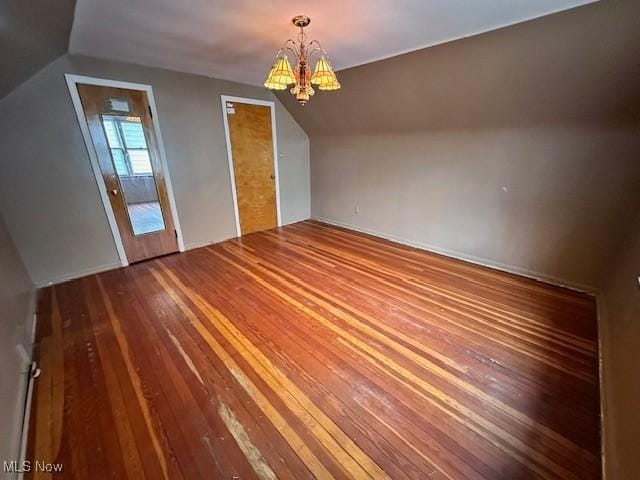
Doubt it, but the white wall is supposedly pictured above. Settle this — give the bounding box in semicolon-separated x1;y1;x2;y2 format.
0;54;310;286
0;213;34;478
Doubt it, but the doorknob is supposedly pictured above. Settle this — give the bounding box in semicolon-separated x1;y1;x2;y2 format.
111;189;119;196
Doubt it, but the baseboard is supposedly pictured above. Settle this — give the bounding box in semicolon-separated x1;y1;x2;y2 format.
183;218;312;252
11;288;37;480
33;223;313;287
184;237;234;251
35;261;123;288
595;293;611;479
16;363;37;480
281;215;312;227
312;216;598;295
313;214;608;476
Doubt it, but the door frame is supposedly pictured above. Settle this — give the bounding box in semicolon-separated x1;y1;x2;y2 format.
220;95;282;237
65;74;185;266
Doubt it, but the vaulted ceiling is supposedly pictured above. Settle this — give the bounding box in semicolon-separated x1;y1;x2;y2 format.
0;0;76;98
67;0;595;87
276;0;640;134
0;0;600;101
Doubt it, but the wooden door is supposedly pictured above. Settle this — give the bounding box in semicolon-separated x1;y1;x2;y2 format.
77;84;179;263
225;101;278;235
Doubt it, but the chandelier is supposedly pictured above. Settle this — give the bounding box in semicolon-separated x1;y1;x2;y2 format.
264;15;340;106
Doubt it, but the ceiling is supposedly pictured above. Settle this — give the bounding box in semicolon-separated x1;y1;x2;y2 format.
68;0;596;87
0;0;76;99
276;0;640;134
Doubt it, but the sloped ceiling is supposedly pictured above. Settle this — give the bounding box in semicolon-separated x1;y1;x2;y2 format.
69;0;595;87
276;0;640;135
0;0;76;99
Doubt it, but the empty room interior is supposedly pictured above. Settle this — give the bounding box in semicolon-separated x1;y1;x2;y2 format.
1;0;639;478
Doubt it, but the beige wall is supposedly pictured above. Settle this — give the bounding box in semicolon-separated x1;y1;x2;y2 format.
600;213;640;479
0;213;34;477
278;0;640;135
277;0;640;291
310;127;640;290
0;54;310;286
276;1;640;477
0;0;75;98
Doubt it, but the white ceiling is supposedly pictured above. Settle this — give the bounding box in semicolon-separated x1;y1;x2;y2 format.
69;0;596;86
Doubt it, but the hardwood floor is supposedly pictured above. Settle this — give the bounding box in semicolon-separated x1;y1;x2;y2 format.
26;220;601;479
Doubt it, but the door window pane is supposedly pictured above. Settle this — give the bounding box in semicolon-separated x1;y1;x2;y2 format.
121;122;147;148
100;114;166;235
111;149;129;176
103;119;122;148
128;150;153;175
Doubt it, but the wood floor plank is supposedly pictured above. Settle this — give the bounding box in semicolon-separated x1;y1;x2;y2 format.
155;257;433;480
135;262;316;480
26;221;601;479
213;243;596;461
246;233;599;449
166;250;488;479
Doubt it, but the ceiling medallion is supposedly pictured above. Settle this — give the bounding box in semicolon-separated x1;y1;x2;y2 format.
264;15;340;106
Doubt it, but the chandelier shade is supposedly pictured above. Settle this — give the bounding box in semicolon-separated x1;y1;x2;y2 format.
264;56;296;90
264;15;340;105
311;56;341;91
319;78;341;91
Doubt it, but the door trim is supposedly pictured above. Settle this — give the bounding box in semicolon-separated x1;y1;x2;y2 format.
65;74;185;266
220;95;282;237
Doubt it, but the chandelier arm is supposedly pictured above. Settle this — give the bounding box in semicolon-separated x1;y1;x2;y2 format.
273;47;295;65
265;15;338;103
284;46;298;59
283;39;300;57
308;40;326;52
307;45;329;64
